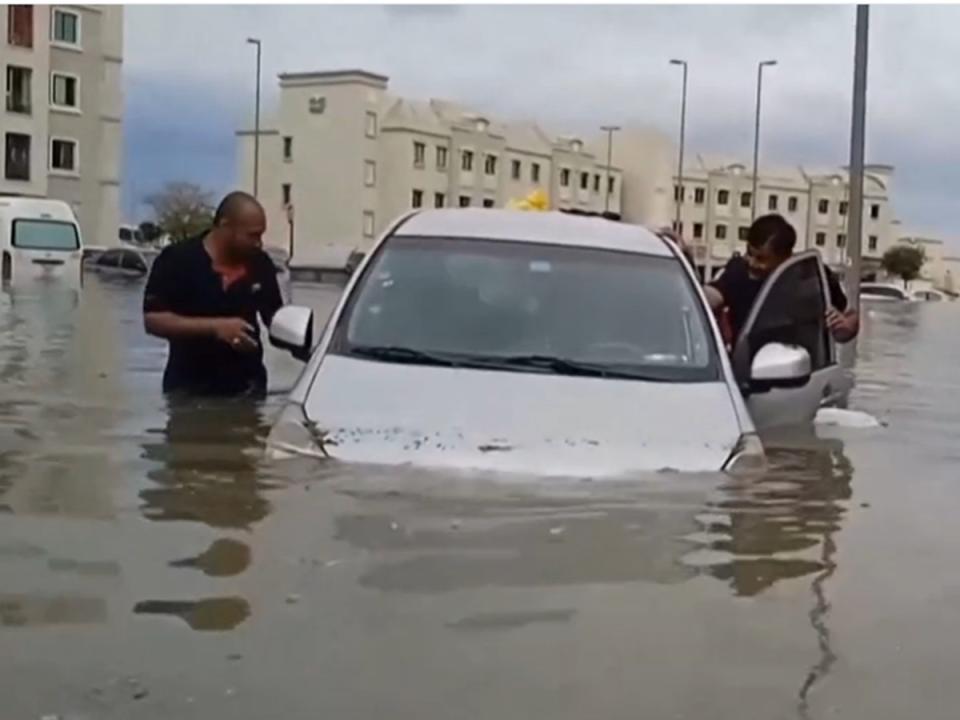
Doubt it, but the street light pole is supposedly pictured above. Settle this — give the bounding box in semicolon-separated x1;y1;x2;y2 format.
670;59;688;230
601;125;620;213
247;37;262;198
846;5;869;315
751;59;777;222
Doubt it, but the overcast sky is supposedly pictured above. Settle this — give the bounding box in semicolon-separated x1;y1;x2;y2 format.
124;4;960;242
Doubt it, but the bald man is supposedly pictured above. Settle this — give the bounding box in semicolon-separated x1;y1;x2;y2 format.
143;191;284;397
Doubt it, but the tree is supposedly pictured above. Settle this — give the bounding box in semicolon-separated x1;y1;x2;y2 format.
138;221;162;243
144;182;215;243
881;245;925;287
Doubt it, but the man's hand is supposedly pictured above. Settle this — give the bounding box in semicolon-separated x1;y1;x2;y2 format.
657;226;690;255
211;318;258;352
826;307;859;343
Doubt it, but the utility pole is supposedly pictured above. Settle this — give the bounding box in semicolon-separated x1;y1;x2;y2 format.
670;59;688;230
751;60;777;221
601;125;620;213
247;37;262;198
846;5;869;314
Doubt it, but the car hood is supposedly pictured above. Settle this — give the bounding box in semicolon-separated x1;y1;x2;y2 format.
301;356;743;477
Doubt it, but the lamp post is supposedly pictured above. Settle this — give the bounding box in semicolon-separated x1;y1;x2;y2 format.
601;125;620;213
846;5;869;315
247;37;262;198
669;59;688;230
751;59;777;221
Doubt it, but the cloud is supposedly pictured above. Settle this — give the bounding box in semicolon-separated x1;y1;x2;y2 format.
123;5;960;242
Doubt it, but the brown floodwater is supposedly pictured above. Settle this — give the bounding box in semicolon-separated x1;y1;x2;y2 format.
1;275;959;719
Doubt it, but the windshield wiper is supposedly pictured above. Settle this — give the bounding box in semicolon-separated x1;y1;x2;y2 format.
348;345;464;368
468;354;663;380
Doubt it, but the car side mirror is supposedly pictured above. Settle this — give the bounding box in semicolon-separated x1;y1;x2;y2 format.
269;305;314;361
750;342;811;391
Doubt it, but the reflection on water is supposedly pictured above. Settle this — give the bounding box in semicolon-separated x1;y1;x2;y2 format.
3;277;959;718
133;596;250;632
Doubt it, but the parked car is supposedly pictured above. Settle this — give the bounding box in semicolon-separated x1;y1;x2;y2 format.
265;209;850;476
911;288;946;302
859;282;912;302
0;197;83;288
88;247;156;278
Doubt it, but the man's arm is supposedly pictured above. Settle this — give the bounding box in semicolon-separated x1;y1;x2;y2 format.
824;269;860;343
257;257;284;327
143;250;257;349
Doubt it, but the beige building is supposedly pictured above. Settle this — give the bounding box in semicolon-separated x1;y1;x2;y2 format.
1;4;123;246
665;155;896;277
237;69;622;269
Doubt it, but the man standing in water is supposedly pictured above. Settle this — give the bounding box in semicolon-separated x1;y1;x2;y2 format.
143;192;283;397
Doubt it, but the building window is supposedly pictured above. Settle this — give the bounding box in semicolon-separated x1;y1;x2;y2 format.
362;211;375;238
818;198;829;214
5;65;32;114
608;176;615;195
511;159;521;180
363;160;376;187
282;136;292;161
768;194;779;211
717;189;729;206
593;174;600;193
673;221;684;235
484;154;497;176
411;189;423;208
7;5;34;48
4;132;31;181
560;168;570;187
738;226;749;241
870;203;880;220
50;138;77;173
580;172;589;191
839;200;848;216
693;223;704;239
434;192;445;208
815;232;826;247
837;233;846;248
531;163;541;183
674;185;684;202
365;111;378;138
694;187;705;204
51;8;80;46
788;196;798;213
461;149;474;172
740;191;752;209
413;142;426;168
50;72;78;110
458;195;471;208
483;198;494;208
868;235;878;251
436;146;448;170
281;183;291;206
715;224;727;240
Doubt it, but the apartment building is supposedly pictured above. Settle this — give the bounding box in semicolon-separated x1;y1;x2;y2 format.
236;69;622;268
1;4;123;246
668;154;895;277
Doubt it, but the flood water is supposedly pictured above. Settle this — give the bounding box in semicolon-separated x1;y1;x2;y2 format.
2;275;959;719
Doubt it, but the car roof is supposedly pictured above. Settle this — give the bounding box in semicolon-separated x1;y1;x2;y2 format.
395;209;673;257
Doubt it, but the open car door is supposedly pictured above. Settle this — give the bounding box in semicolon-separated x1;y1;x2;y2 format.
732;251;850;430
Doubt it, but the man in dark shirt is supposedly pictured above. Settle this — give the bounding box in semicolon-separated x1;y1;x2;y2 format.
704;214;859;343
143;192;284;396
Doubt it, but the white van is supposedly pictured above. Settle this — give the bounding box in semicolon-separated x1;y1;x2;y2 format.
0;197;84;287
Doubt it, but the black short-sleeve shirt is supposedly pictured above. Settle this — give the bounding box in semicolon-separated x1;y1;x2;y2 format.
711;255;847;342
143;236;284;396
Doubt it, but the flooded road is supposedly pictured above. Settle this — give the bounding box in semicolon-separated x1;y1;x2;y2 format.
2;276;959;719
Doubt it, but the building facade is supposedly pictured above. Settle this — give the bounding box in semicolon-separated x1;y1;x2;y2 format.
1;4;123;246
236;70;622;268
666;155;896;277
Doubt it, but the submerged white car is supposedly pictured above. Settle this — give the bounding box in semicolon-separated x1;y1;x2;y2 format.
266;209;850;476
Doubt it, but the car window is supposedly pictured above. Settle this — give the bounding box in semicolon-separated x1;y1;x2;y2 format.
863;285;906;299
335;235;720;382
12;219;80;251
121;251;147;272
734;253;830;377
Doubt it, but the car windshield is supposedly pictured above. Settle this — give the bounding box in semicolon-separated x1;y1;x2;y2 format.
12;219;80;251
335;235;719;382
